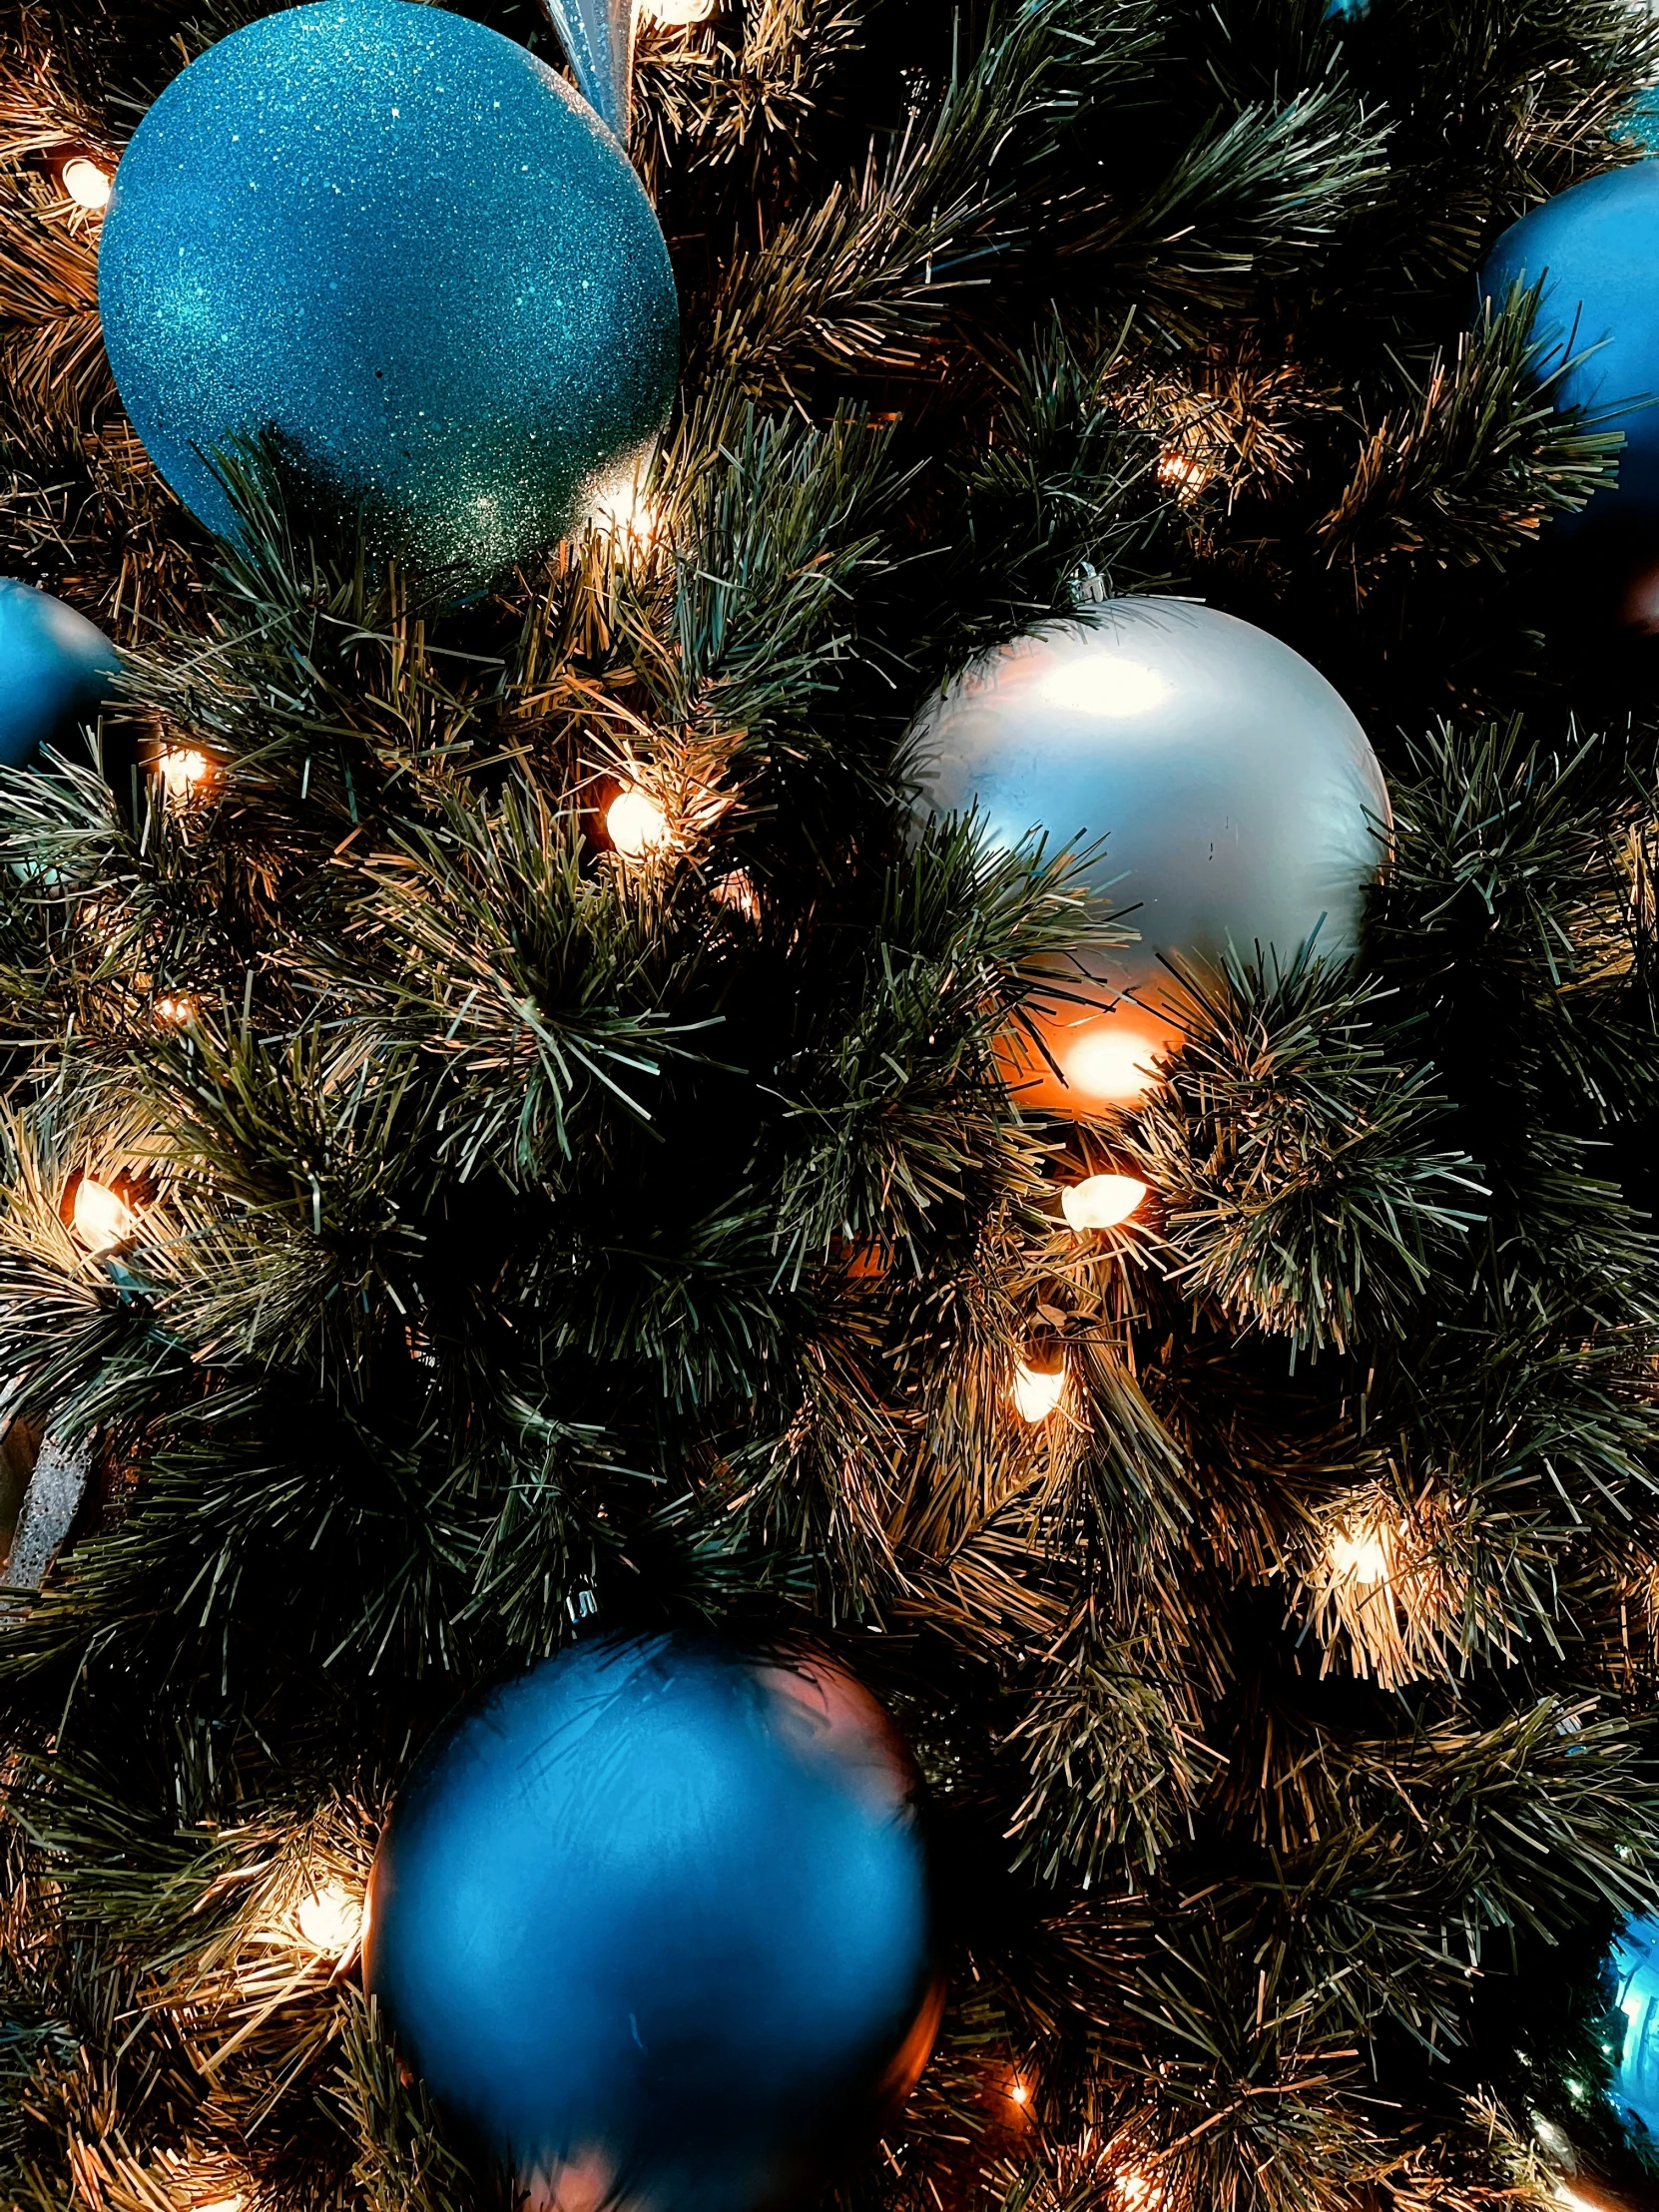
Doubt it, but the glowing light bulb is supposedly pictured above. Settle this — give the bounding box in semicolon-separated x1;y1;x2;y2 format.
72;1176;134;1254
1008;2081;1029;2106
1059;1023;1162;1105
1011;1359;1064;1424
159;747;211;804
294;1880;362;1956
61;156;111;210
155;995;195;1028
1037;654;1171;718
1061;1173;1147;1231
1156;450;1211;495
1116;2173;1164;2212
584;461;660;543
1329;1524;1389;1585
607;787;670;860
639;0;717;19
711;869;759;919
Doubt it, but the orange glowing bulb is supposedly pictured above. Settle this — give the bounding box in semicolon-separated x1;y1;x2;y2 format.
159;747;211;804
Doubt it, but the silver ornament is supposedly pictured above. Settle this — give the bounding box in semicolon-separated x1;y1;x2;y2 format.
907;597;1390;1110
540;0;635;142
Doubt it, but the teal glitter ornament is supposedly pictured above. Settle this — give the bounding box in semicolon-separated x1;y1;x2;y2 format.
98;0;678;593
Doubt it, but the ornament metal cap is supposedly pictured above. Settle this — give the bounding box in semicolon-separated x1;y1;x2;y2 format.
541;0;635;143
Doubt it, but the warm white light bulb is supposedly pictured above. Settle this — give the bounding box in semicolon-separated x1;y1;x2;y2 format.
639;0;717;21
1011;1359;1064;1424
1059;1023;1162;1106
1008;2080;1029;2106
1061;1173;1148;1231
584;461;660;543
1329;1524;1389;1585
61;157;111;211
1116;2172;1164;2212
159;747;211;804
72;1177;134;1254
607;787;671;860
155;994;195;1028
294;1880;362;1956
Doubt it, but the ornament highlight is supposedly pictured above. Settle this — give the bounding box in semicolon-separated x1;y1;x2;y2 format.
364;1634;941;2210
908;599;1389;1113
1060;1174;1146;1231
1480;163;1659;534
0;580;120;769
99;0;679;594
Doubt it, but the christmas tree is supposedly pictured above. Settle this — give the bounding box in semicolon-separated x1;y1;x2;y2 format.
6;0;1659;2208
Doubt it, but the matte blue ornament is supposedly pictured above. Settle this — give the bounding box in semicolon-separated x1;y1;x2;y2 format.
1611;1916;1659;2148
0;580;120;769
98;1;678;592
1480;163;1659;530
364;1635;943;2212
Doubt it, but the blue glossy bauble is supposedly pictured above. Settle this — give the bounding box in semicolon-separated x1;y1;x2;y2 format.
906;599;1389;1114
98;0;678;591
1612;1916;1659;2147
1480;163;1659;530
0;581;120;768
364;1635;942;2212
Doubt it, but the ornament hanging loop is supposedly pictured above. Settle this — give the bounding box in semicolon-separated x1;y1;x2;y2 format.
541;0;636;145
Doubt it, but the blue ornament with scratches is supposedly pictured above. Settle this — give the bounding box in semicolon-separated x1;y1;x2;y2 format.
0;581;120;769
98;0;678;592
364;1634;943;2212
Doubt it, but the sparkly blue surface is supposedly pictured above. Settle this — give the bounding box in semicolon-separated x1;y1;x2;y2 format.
1480;162;1659;528
0;580;120;769
99;0;678;589
364;1636;940;2212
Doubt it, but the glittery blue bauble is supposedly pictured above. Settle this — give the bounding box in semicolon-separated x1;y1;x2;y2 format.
364;1635;942;2212
0;581;120;769
98;0;678;588
1481;163;1659;529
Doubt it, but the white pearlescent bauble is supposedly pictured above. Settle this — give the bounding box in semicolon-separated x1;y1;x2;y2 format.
907;597;1390;1111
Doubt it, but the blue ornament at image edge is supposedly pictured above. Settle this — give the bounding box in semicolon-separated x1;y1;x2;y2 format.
1611;1917;1659;2147
1480;162;1659;530
0;581;120;768
364;1635;943;2212
97;0;679;589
